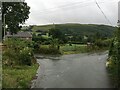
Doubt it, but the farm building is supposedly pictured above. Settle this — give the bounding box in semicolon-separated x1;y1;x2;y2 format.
5;31;32;41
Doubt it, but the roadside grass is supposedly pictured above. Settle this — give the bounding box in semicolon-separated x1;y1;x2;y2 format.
107;58;120;88
2;64;39;88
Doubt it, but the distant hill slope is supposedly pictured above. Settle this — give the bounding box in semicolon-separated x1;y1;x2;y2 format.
32;24;116;37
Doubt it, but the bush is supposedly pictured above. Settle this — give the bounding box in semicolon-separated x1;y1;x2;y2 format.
3;48;18;66
95;39;111;49
3;38;34;66
19;47;32;66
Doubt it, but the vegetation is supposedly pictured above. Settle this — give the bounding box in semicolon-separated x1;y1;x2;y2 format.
1;2;116;88
1;1;39;89
32;34;111;55
49;28;66;50
3;38;35;66
31;24;115;35
2;2;30;35
33;42;109;55
33;44;61;55
3;64;38;88
30;24;116;43
2;38;38;88
107;27;120;88
60;44;87;54
30;24;114;55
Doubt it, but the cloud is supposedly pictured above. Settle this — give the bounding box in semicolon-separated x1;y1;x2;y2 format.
25;0;119;26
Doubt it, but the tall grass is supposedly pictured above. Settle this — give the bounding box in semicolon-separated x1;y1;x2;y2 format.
2;64;39;88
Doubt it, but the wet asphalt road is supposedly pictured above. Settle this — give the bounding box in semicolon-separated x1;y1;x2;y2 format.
32;52;112;88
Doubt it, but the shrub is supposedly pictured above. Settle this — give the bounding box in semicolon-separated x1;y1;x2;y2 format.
3;38;34;66
19;47;32;66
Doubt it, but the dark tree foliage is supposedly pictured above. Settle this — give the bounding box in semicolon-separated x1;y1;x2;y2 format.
49;28;63;39
2;2;30;34
49;28;66;43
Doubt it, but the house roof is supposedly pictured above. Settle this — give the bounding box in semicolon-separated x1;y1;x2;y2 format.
6;32;32;38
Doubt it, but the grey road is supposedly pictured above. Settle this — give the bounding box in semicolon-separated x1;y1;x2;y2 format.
31;52;113;88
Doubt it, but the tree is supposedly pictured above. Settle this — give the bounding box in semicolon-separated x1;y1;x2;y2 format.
26;25;33;32
49;28;63;39
94;32;101;40
49;28;66;43
2;2;30;35
49;28;64;50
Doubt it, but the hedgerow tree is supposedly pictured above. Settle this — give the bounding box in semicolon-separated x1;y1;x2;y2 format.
49;28;63;39
2;2;30;35
49;28;65;50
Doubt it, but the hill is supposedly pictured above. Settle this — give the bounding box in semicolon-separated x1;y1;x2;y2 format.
32;24;116;37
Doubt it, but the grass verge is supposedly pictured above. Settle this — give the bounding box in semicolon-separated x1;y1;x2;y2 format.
2;64;39;88
107;58;120;88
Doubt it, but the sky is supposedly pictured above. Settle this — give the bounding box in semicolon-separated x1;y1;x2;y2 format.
25;0;119;26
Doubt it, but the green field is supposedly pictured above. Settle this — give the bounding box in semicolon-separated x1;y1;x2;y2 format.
60;44;87;54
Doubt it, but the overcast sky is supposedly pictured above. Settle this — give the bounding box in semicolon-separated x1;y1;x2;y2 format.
25;0;119;26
